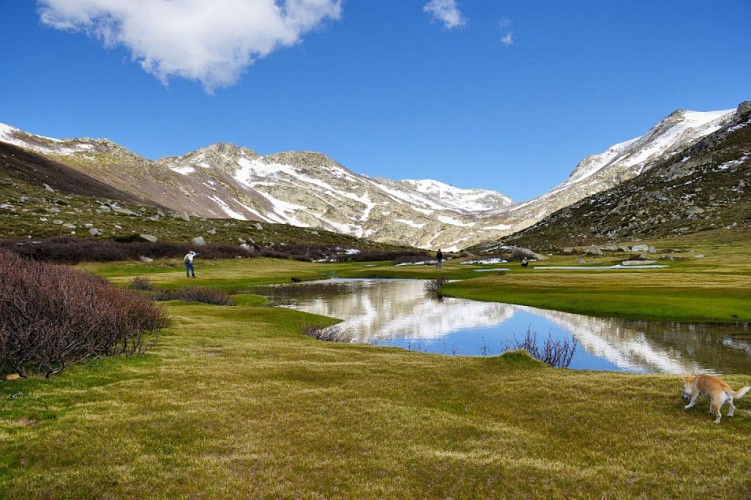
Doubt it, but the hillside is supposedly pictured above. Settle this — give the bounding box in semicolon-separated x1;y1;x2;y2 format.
0;145;420;261
477;102;751;251
1;102;746;251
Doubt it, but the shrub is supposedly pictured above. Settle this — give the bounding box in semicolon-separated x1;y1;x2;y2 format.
128;276;154;291
0;237;248;264
298;322;347;342
424;278;449;294
503;329;578;368
153;286;234;306
0;250;168;378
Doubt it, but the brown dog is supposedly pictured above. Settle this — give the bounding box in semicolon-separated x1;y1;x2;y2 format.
682;374;751;424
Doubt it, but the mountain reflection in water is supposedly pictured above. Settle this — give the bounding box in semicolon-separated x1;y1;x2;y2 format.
247;279;751;374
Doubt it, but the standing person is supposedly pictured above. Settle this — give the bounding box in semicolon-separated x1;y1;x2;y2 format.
435;249;443;269
184;250;197;278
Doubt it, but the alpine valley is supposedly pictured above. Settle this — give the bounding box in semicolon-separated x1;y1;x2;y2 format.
1;101;749;251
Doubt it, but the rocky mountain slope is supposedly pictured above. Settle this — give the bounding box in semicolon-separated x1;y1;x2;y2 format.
477;101;751;251
0;102;745;250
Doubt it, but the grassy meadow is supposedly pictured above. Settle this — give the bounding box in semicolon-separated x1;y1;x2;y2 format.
2;235;751;497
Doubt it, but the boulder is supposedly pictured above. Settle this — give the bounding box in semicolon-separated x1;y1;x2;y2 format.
583;245;603;256
192;236;206;247
139;234;158;243
113;207;136;216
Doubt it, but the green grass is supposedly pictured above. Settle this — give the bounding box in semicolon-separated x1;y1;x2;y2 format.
3;234;751;496
4;299;751;497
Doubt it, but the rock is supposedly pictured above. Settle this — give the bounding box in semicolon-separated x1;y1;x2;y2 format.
561;247;576;255
511;246;546;261
63;223;76;229
113;207;136;216
139;256;154;262
43;183;54;192
621;260;657;266
254;223;264;231
180;212;191;222
631;244;650;252
191;236;206;246
89;228;103;236
583;245;603;256
52;219;64;225
578;259;586;264
139;234;158;243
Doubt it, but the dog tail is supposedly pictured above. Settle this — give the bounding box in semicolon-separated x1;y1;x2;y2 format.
731;386;751;399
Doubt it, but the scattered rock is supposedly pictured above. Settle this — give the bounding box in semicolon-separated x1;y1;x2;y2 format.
583;245;603;256
113;207;136;216
139;234;158;243
139;256;154;262
89;227;103;236
621;260;657;266
192;236;206;246
254;223;264;231
43;183;54;192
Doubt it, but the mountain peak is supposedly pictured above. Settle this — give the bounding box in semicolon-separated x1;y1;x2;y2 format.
263;151;343;169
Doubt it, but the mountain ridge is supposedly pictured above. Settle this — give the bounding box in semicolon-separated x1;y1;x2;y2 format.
1;102;746;250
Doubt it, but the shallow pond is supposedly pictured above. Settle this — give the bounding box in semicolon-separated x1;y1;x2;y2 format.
247;279;751;374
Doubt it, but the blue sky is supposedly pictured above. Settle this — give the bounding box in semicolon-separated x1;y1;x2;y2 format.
1;1;749;202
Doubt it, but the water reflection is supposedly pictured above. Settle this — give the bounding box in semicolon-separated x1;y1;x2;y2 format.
247;279;751;374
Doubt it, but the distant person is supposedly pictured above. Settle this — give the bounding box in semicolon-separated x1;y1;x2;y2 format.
521;257;528;268
436;249;443;269
184;250;197;278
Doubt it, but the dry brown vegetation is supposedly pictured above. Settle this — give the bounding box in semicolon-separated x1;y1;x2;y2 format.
0;250;168;378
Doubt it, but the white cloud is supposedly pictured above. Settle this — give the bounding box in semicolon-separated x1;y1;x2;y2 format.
500;32;514;47
37;0;343;92
423;0;465;30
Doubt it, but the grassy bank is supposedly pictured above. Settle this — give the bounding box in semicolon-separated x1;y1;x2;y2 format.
3;298;751;497
441;234;751;322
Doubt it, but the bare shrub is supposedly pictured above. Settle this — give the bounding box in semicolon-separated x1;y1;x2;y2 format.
0;237;248;264
385;252;433;265
424;278;449;294
154;286;234;306
0;250;168;378
503;329;578;368
298;322;347;342
128;276;154;291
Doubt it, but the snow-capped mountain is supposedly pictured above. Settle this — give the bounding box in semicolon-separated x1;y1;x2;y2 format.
0;102;745;250
506;107;736;225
